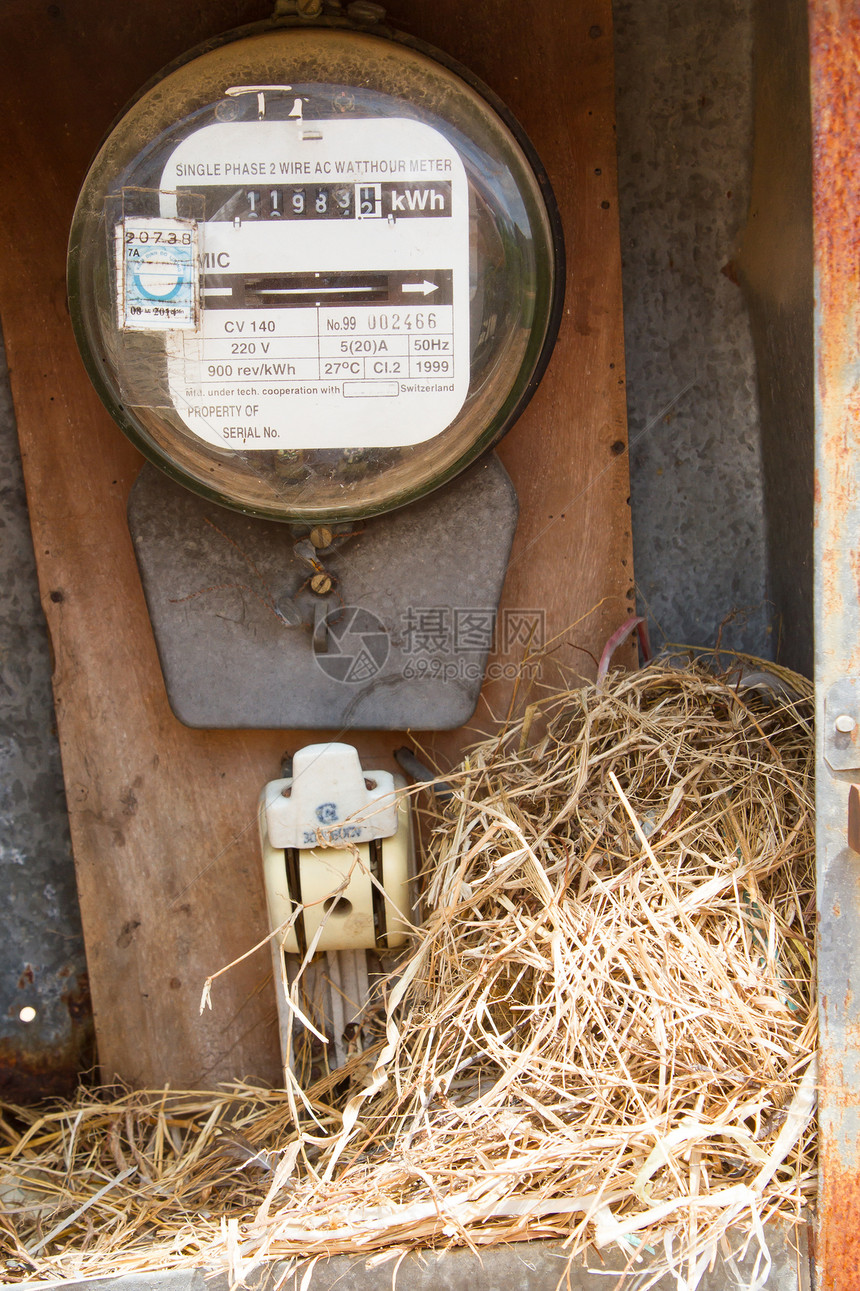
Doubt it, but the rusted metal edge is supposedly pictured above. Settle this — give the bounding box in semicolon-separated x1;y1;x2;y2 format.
811;0;860;1285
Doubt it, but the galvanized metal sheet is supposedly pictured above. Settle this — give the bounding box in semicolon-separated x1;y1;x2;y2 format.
734;0;814;678
11;1223;808;1290
0;333;93;1102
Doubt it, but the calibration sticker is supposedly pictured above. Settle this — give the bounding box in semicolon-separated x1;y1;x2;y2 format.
152;116;468;450
116;217;199;330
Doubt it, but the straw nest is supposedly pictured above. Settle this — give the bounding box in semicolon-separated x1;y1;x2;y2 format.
0;657;816;1288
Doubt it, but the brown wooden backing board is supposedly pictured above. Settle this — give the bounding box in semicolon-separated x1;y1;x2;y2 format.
0;0;633;1088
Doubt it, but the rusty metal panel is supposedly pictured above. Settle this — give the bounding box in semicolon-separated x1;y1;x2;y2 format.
811;0;860;1283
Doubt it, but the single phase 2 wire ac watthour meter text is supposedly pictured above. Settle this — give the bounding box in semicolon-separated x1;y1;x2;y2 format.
67;11;565;730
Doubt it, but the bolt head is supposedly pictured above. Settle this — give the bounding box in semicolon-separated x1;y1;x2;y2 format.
309;525;334;549
310;573;333;595
835;713;857;734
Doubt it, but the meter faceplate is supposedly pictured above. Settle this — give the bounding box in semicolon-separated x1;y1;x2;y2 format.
156;113;471;451
69;25;563;521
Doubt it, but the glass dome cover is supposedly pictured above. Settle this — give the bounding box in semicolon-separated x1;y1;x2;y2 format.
68;21;564;522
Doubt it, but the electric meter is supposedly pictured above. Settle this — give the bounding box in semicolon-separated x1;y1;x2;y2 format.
68;19;564;522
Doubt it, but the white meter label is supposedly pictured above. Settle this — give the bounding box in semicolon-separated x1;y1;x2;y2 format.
116;218;199;330
152;116;470;449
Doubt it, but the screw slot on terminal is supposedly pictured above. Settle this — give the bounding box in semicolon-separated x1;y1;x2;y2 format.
323;897;353;917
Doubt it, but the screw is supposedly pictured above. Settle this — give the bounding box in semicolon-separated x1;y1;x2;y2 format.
309;525;333;549
297;0;324;16
310;572;333;595
835;714;857;734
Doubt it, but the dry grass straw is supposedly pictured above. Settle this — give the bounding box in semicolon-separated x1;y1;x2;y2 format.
0;656;816;1288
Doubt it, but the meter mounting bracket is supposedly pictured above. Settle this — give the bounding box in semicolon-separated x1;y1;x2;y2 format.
128;453;517;730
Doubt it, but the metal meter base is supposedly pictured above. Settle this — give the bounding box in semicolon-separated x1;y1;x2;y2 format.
128;453;517;729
